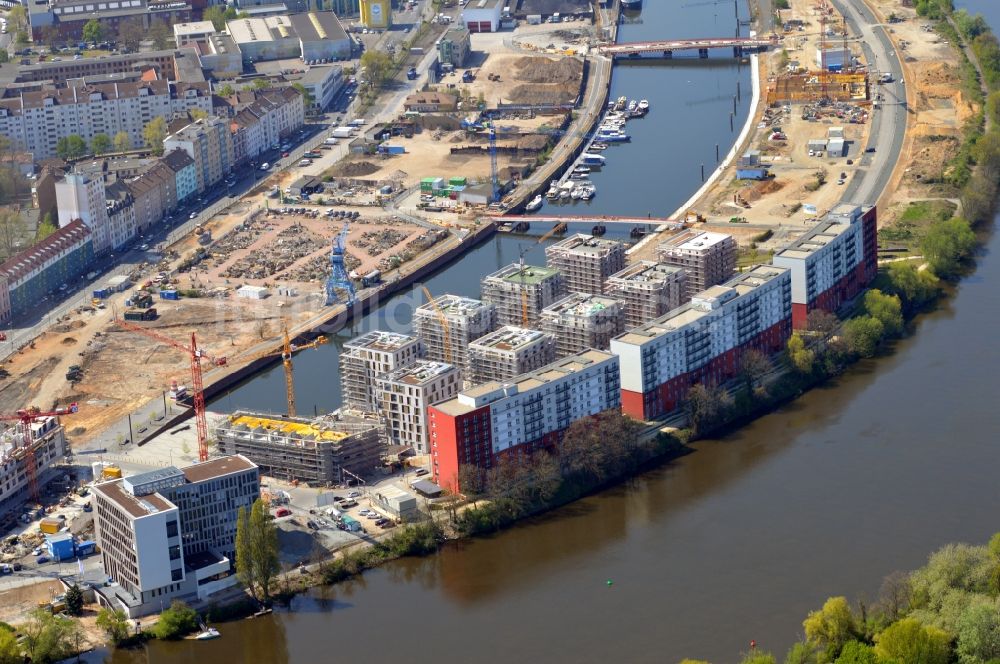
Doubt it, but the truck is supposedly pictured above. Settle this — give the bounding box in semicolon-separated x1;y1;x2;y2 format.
350;118;367;126
332;127;354;138
879;72;893;83
526;14;542;24
462;70;474;83
324;137;340;145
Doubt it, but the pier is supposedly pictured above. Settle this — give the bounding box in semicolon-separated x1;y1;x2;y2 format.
494;214;682;227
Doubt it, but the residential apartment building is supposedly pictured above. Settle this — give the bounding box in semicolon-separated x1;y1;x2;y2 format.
772;204;878;328
226;88;305;163
125;162;176;234
540;293;625;358
0;221;93;318
429;350;621;491
467;326;556;386
375;360;462;454
104;182;137;251
339;331;423;412
92;456;259;618
605;261;688;328
55;173;111;254
658;230;738;299
481;263;566;327
290;65;345;112
0;418;67;523
544;234;626;295
414;294;497;375
162;148;198;204
0;81;212;159
610;265;792;421
163;117;234;193
215;412;384;485
437;26;471;66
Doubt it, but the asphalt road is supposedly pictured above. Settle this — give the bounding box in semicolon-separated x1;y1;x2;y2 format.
832;0;907;205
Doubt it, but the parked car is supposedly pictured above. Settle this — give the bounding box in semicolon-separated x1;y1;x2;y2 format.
274;507;292;517
36;555;50;564
414;468;429;476
348;490;361;498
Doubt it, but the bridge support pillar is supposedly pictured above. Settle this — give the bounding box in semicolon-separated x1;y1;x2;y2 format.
733;46;742;58
663;50;672;59
699;48;709;59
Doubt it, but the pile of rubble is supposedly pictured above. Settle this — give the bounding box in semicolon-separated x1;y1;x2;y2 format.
354;229;410;257
221;224;326;280
376;229;448;271
282;251;362;283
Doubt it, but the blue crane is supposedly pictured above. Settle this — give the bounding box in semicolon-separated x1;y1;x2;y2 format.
325;222;356;307
488;121;500;204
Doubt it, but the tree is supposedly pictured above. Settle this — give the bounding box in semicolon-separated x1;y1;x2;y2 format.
143;117;168;155
112;131;133;153
291;83;315;110
149;18;172;49
843;316;884;358
784;641;818;664
882;262;939;313
807;310;839;337
251;78;271;90
874;618;951;664
217;84;235;97
920;217;977;278
0;209;27;260
909;543;994;612
0;51;8;65
117;18;144;52
957;603;1000;664
64;584;83;616
803;597;858;661
236;499;280;604
56;134;88;160
204;5;227;31
787;333;815;374
741;653;777;664
91;132;112;155
41;25;61;48
95;607;130;645
190;108;208;121
0;627;19;663
360;50;393;89
739;348;771;394
834;641;879;664
684;383;731;436
152;601;199;639
7;5;26;31
82;18;104;45
877;571;912;623
863;290;904;338
21;608;81;663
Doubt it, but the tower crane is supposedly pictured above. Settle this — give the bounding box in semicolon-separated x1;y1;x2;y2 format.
326;222;356;307
516;223;564;327
420;287;452;364
239;322;327;417
114;320;227;462
0;403;78;502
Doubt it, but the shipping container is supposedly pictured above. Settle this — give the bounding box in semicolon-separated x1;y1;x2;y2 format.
39;518;61;535
448;176;467;186
92;288;110;299
159;290;179;301
332;127;354;138
420;177;437;191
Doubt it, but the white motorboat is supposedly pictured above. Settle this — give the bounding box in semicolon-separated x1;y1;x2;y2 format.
196;628;220;641
526;194;544;212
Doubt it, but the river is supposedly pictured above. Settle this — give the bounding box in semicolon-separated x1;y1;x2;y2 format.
116;1;1000;663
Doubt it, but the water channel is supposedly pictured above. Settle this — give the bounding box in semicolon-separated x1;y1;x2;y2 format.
116;1;1000;662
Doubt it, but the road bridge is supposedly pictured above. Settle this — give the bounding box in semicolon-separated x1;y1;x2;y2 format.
598;36;774;58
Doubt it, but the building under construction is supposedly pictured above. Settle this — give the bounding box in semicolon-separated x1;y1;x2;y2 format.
0;418;68;524
214;411;383;485
375;360;461;454
658;230;738;299
540;293;625;358
767;72;869;105
605;261;688;327
544;234;626;295
467;325;557;386
414;294;497;375
339;331;423;412
481;263;565;327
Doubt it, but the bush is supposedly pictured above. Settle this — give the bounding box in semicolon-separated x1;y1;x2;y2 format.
152;601;199;640
843;316;884;358
920;217;977;278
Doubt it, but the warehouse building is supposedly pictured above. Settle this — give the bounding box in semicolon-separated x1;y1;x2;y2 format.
544;234;626;295
429;350;621;491
467;325;556;385
611;265;792;421
605;261;688;328
540;293;625;358
460;0;503;32
375;361;461;454
414;294;497;375
481;263;565;327
288;11;352;61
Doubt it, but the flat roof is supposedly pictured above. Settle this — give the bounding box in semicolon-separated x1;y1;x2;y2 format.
417;293;492;319
288;11;348;43
485;263;561;286
226;414;350;441
542;293;621;318
433;349;615;416
94;480;175;519
345;330;419;352
181;455;257;483
226;16;295;44
607;260;684;285
379;360;458;386
659;230;733;252
465;0;503;8
470;325;551;352
775;218;854;260
546;233;623;257
173;20;216;35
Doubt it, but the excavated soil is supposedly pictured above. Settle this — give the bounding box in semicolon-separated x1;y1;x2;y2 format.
329;160;381;177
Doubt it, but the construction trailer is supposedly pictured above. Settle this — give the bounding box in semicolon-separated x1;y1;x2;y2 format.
540;293;626;359
605;261;688;328
544;234;626;295
414;294;498;374
480;263;566;327
467;325;557;386
214;411;384;485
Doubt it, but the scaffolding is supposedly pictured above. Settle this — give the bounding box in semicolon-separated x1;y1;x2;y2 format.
214;411;383;485
467;326;557;386
339;331;423;412
0;420;66;525
658;230;738;299
605;261;688;327
544;234;627;295
540;293;626;359
481;263;565;327
414;294;498;375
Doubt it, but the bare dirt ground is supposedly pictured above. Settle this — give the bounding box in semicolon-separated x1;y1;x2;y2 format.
0;579;64;623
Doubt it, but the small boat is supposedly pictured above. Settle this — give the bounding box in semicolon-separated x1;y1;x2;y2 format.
580;188;594;201
627;100;638;113
559;189;571;200
622;0;642;8
596;131;630;142
581;153;606;166
571;187;584;200
591;224;607;236
615;95;627;111
498;222;514;233
546;185;560;199
196;628;220;641
590;143;608;151
526;194;543;212
573;166;591;174
637;99;650;112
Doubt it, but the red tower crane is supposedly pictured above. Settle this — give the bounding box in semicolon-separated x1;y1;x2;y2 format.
114;320;227;462
0;403;79;502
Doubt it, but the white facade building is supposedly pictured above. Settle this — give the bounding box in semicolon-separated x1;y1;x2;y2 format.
55;173;112;255
375;360;461;453
340;331;423;412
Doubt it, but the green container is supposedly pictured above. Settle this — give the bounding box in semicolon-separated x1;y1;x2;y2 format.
420;177;437;191
449;176;467;186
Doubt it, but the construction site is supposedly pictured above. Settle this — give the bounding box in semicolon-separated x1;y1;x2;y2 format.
467;326;557;386
413;294;498;375
605;261;688;329
339;331;424;413
657;231;739;299
481;263;566;328
544;234;627;295
540;293;626;359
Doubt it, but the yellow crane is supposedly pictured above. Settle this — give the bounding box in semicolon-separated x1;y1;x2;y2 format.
241;322;328;417
421;286;452;364
518;223;564;327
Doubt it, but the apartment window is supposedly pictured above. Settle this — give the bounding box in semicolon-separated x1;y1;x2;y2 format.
165;520;179;538
169;545;181;560
171;568;183;582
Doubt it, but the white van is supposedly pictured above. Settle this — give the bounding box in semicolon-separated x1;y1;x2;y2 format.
260;162;270;171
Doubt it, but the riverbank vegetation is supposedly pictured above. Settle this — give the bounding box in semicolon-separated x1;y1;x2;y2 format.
682;532;1000;664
